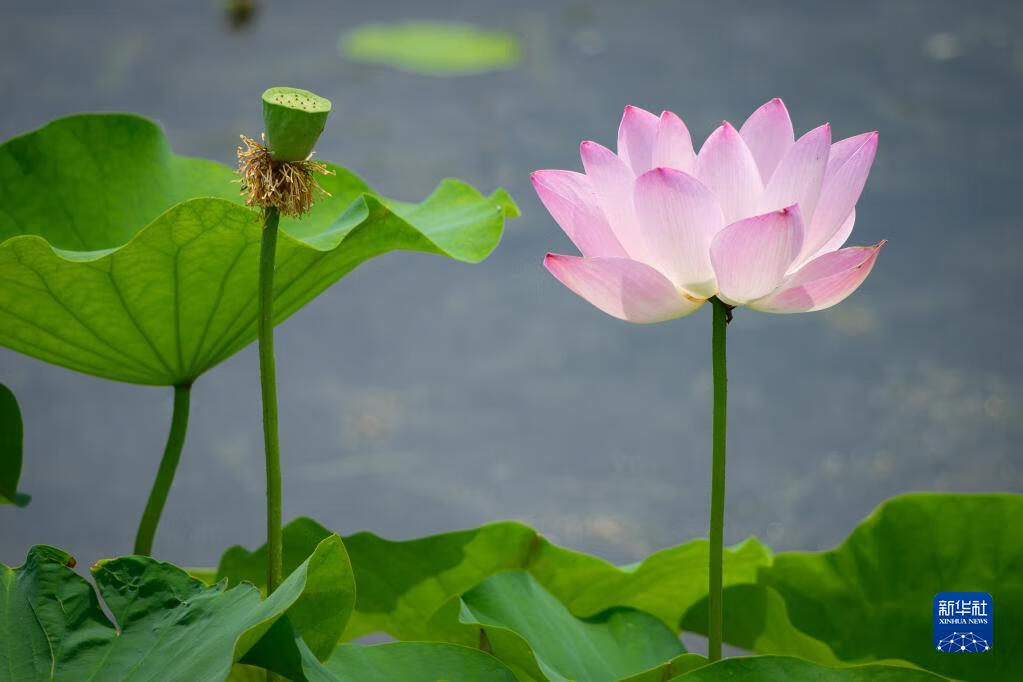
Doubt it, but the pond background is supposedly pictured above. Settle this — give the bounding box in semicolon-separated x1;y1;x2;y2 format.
1;0;1021;571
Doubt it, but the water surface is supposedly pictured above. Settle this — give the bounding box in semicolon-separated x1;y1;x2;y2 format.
1;0;1020;570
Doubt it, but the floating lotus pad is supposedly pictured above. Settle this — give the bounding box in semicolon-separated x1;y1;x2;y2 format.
0;114;517;385
342;21;521;76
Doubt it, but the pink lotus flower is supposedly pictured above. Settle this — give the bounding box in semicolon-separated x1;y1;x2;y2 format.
535;99;884;322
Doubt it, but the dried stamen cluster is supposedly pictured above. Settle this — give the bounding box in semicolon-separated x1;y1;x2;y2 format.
237;134;332;217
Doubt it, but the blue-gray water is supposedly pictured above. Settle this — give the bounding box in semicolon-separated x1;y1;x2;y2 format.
1;0;1020;572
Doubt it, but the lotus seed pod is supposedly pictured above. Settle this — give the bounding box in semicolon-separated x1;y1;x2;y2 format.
261;86;332;162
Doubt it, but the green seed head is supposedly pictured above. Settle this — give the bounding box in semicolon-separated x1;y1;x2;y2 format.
261;86;332;162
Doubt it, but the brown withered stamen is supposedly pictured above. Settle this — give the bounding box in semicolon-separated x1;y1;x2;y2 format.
236;134;333;218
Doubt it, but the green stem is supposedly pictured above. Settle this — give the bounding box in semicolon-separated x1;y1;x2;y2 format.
708;297;729;661
134;383;191;556
258;207;284;597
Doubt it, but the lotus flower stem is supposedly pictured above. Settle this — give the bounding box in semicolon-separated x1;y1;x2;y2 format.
708;296;729;661
133;383;191;555
258;206;284;596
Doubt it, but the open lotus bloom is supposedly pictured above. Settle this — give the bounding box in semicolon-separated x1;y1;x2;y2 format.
536;99;884;322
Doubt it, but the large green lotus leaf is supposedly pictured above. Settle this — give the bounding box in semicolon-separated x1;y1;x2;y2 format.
215;517;770;642
230;638;518;682
235;645;942;682
525;532;769;633
620;653;943;681
618;654;708;682
270;529;356;661
0;383;29;505
0;114;516;385
188;565;221;584
208;525;357;667
682;494;1023;681
306;640;518;682
0;535;347;681
0;114;238;250
309;642;518;682
673;655;946;681
682;583;845;665
428;570;686;682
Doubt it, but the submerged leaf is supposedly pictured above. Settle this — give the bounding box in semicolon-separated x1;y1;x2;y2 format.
0;114;516;385
0;383;29;506
0;536;346;681
342;21;521;76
